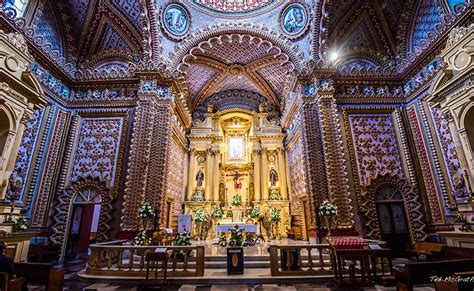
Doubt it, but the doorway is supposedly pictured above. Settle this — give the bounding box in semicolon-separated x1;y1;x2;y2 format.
65;188;102;260
375;186;410;257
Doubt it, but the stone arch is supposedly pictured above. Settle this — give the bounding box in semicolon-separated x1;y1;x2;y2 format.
460;105;474;152
0;105;17;157
50;175;114;258
167;22;306;73
360;173;427;241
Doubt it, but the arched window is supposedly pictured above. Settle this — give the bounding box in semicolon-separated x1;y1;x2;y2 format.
2;0;29;18
73;188;102;204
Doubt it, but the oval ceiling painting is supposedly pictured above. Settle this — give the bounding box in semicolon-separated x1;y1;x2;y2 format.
280;2;309;39
161;3;191;40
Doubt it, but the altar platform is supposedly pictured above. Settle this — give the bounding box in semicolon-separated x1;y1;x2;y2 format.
78;238;335;285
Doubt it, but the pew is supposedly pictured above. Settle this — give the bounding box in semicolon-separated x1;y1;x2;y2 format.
394;246;474;291
14;262;66;291
0;273;24;291
405;241;444;261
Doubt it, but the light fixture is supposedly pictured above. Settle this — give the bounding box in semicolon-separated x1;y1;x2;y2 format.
330;51;339;62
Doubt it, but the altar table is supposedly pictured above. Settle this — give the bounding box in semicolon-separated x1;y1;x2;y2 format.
216;223;258;235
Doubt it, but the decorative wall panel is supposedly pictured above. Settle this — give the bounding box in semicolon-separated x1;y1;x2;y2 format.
430;107;469;198
347;113;426;240
70;117;124;187
162;136;186;227
348;114;404;185
406;105;444;224
31;109;70;227
287;134;307;215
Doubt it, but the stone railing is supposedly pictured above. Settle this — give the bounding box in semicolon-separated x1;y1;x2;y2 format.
85;240;205;277
268;244;334;276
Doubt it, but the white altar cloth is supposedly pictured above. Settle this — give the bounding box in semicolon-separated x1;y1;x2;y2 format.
215;223;258;235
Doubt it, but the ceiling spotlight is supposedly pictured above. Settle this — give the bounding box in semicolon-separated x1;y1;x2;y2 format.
330;51;339;62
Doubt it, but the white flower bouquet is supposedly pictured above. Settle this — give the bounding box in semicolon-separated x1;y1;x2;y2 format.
319;200;337;217
138;202;155;219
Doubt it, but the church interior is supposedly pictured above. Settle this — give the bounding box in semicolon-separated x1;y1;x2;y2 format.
0;0;473;290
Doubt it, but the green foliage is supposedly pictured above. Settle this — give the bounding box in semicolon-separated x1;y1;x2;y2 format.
250;205;262;219
212;205;224;219
228;226;243;247
270;208;281;224
194;209;207;223
218;234;228;247
138;202;155;219
319;200;337;217
133;229;151;246
232;194;242;206
175;231;192;246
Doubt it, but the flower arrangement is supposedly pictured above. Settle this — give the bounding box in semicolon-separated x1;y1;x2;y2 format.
243;233;256;246
270;208;281;224
194;209;207;223
228;225;243;247
175;231;192;246
138;202;155;219
14;215;28;231
192;191;204;202
218;234;228;247
133;229;151;246
250;206;262;219
212;205;224;219
226;210;233;218
232;194;242;206
319;200;337;217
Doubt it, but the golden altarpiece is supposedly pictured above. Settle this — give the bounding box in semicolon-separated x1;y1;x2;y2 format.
184;105;290;239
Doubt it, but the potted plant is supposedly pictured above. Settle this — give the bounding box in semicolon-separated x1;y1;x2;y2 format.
319;200;337;236
212;205;224;219
227;225;244;274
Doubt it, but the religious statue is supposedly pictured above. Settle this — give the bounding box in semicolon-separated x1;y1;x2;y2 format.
196;168;204;187
233;170;242;190
269;168;279;187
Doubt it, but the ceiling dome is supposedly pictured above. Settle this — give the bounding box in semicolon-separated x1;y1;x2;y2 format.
192;0;275;14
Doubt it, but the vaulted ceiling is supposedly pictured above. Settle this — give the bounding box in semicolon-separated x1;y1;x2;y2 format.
4;0;466;104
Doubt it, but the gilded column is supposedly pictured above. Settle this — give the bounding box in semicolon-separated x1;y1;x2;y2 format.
277;148;288;200
186;149;197;201
205;149;214;201
212;149;220;201
261;149;269;200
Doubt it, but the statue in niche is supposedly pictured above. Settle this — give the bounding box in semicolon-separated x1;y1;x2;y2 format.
269;168;279;187
196;168;204;187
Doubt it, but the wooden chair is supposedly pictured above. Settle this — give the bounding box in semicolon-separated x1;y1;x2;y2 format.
0;272;24;291
138;252;169;291
14;262;65;291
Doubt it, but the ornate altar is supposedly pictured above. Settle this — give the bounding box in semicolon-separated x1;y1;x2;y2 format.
184;108;290;239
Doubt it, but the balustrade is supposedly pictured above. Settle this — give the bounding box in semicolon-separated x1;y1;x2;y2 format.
269;244;334;276
85;240;205;277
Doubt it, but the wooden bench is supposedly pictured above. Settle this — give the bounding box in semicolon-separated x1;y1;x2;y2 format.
0;272;24;291
405;241;444;260
394;259;474;291
15;262;66;291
